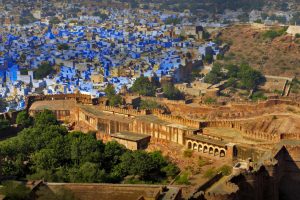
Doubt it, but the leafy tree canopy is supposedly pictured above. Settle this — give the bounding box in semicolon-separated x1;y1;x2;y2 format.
0;110;179;184
131;76;157;96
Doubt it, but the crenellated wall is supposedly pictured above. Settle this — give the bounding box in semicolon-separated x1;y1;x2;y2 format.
201;120;281;142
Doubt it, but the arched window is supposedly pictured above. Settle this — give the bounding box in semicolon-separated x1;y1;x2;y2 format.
193;143;198;150
209;147;214;154
203;146;208;153
187;141;192;149
198;144;203;152
220;149;226;157
214;148;219;156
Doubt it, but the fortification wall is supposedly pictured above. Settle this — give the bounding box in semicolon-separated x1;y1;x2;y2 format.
132;119;189;145
201;120;281;142
153;112;200;128
99;105;149;116
165;98;300;120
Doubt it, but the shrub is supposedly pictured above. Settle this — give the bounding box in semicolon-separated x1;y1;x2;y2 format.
175;172;190;185
183;149;193;158
204;97;217;104
203;168;217;178
198;156;208;167
218;165;232;176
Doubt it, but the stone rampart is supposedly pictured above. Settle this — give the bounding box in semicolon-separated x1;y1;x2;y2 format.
153;113;200;128
201;120;281;142
99;105;149;116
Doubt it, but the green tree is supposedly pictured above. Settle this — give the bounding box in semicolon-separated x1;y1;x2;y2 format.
34;62;54;79
57;44;70;51
139;100;161;110
104;84;122;106
237;64;266;90
109;95;122;107
204;63;224;84
16;111;33;128
104;84;116;98
0;181;31;200
131;76;156;96
31;148;59;170
49;17;61;25
163;83;184;100
34;109;58;127
103;141;127;170
162;163;180;178
68;132;103;165
76;162;107;183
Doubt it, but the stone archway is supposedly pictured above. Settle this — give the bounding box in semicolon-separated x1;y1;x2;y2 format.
214;148;219;156
193;143;198;150
209;147;214;154
220;149;226;157
203;145;208;153
198;144;203;152
187;141;192;149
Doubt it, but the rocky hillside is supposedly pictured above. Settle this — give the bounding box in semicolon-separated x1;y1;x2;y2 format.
217;24;300;78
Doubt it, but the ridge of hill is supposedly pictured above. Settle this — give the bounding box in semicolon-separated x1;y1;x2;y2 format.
217;24;300;78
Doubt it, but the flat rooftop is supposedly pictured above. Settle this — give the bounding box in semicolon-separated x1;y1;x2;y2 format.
111;131;151;142
79;105;134;123
30;100;76;111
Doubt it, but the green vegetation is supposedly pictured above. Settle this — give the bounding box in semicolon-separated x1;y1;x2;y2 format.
16;111;33;128
20;12;36;26
131;76;157;96
165;17;181;25
204;63;224;84
0;118;9;131
238;13;249;22
262;27;287;40
163;83;184;100
175;172;190;185
204;97;217;104
204;53;213;64
183;149;193;158
290;12;300;25
0;110;179;184
34;62;55;79
158;0;265;15
93;12;109;20
204;63;265;91
203;165;232;178
203;167;217;178
291;78;300;94
139;100;161;110
251;91;267;101
49;17;61;25
198;156;208;167
0;181;31;200
269;15;287;24
218;165;232;176
36;187;77;200
104;84;123;106
0;98;7;113
57;44;70;51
